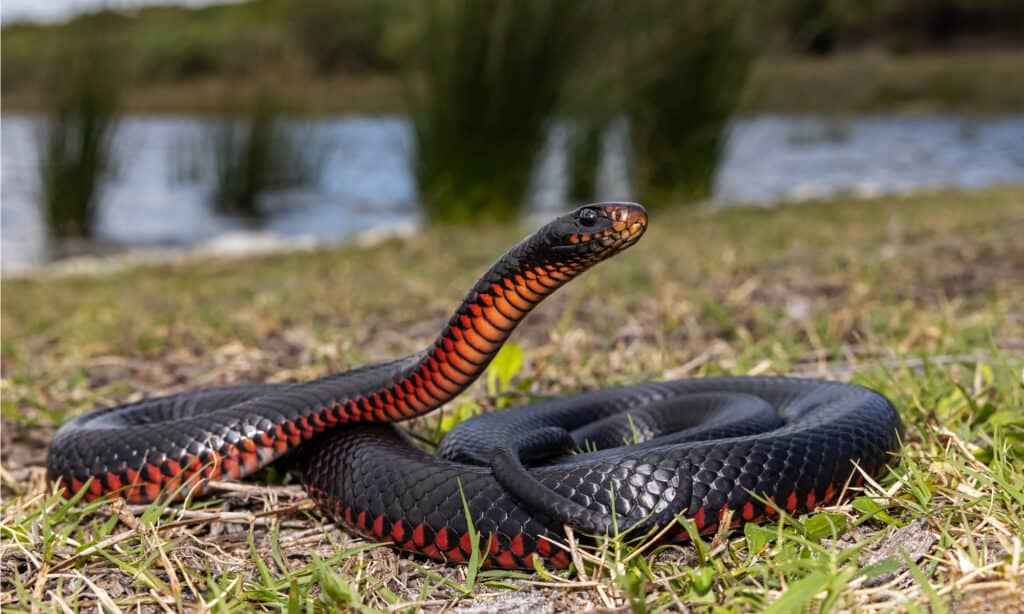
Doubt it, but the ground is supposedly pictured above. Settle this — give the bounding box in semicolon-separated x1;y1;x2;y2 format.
2;188;1023;612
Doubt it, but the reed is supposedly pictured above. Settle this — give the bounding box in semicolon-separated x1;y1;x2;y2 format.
37;27;123;238
567;120;605;204
408;0;594;223
208;94;322;220
627;0;758;205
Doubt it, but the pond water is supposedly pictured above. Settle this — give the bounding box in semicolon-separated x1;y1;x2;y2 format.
2;113;1023;274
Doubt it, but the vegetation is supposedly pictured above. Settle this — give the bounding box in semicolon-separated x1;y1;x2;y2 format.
777;0;1024;54
1;1;1021;610
4;0;1020;92
626;0;759;205
36;28;123;238
6;50;1021;116
208;95;322;220
2;188;1022;610
744;49;1024;114
5;1;1024;231
408;0;595;223
286;0;395;74
567;120;604;205
7;0;1021;232
4;3;1022;118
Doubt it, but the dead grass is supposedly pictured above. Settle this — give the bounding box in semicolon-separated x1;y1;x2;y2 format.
2;187;1023;612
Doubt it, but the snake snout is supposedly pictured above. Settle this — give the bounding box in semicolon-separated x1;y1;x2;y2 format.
603;202;648;243
606;202;648;228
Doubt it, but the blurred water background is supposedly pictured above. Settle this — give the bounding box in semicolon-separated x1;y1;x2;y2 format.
4;112;1023;274
3;0;1023;275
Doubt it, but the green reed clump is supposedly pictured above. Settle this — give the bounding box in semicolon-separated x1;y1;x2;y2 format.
567;120;605;204
408;0;594;224
37;25;123;238
627;0;758;205
208;95;322;220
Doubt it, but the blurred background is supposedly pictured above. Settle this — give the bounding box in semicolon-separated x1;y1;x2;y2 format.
2;0;1022;275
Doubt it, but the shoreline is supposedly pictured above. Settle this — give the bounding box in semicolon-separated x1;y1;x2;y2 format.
1;222;421;280
7;185;1021;280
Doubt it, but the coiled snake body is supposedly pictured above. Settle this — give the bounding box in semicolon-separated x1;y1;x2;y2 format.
48;203;902;569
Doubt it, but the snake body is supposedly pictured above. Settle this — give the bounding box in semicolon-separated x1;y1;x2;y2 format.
47;203;901;569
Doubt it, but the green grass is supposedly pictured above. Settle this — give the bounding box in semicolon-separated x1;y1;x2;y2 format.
2;187;1023;611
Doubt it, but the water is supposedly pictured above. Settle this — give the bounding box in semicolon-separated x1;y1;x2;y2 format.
3;113;1023;274
714;115;1024;203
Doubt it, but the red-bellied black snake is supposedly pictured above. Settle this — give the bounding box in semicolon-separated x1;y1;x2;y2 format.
48;203;902;569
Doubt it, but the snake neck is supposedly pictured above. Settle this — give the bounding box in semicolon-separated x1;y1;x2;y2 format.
330;204;648;423
346;249;578;422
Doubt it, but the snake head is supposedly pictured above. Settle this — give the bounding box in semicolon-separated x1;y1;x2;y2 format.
479;202;647;298
536;202;648;269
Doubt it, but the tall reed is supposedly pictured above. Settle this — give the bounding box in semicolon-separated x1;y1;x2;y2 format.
37;26;123;238
408;0;594;224
567;120;605;204
627;0;758;205
208;94;322;220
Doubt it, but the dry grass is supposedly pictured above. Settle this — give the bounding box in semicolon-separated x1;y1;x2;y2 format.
2;187;1023;612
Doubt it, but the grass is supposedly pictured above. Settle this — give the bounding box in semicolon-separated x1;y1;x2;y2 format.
2;187;1023;611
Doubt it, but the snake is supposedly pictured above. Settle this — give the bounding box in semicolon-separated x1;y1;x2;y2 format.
47;202;902;570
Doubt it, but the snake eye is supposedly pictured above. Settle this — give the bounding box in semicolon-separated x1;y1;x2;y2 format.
578;208;599;226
